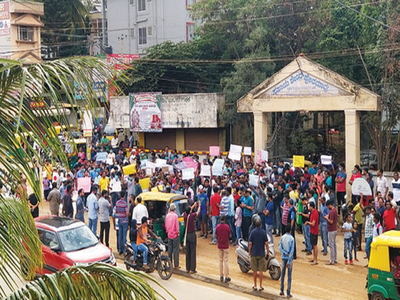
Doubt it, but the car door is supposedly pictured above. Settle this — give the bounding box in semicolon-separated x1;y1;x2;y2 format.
37;229;62;274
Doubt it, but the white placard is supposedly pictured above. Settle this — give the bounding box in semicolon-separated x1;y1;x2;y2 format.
262;150;269;162
200;165;211;177
249;174;259;186
146;161;156;171
169;165;174;175
243;147;252;156
156;158;167;168
212;159;224;176
228;144;243;161
145;168;153;176
351;178;372;196
321;155;332;165
111;181;122;193
106;158;113;165
182;168;195;180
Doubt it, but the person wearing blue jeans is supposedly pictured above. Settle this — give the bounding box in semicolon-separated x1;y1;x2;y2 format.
136;216;159;267
364;207;374;261
118;222;129;255
88;217;98;236
342;214;354;264
300;197;311;254
114;191;130;255
319;197;329;255
211;215;219;244
264;193;274;244
279;231;295;298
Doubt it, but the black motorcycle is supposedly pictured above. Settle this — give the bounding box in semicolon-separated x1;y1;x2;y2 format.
124;239;173;280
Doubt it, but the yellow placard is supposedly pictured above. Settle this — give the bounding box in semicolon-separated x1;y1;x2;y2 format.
140;178;151;191
293;155;305;168
123;163;136;175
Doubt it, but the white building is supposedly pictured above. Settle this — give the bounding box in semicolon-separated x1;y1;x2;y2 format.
107;0;196;55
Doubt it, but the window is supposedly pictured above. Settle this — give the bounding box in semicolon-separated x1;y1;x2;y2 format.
18;26;34;42
186;0;195;8
186;22;195;42
37;229;59;248
130;28;135;38
147;26;152;36
129;0;134;4
138;0;146;11
139;27;147;45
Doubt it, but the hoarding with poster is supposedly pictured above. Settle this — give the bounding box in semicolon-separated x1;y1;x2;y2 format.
129;93;162;132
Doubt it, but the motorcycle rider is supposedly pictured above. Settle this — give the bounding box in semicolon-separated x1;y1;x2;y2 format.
136;216;159;269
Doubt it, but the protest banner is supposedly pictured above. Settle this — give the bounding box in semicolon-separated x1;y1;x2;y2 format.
249;174;259;186
129;93;162;132
96;152;107;162
321;155;332;165
140;178;151;192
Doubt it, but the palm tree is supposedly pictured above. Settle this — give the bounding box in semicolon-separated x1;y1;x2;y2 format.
0;57;170;299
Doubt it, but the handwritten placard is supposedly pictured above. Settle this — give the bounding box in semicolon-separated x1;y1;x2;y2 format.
139;178;150;192
249;174;259;186
123;164;136;175
321;155;332;165
262;150;268;162
209;146;220;156
96;152;107;162
182;168;195;180
352;178;372;196
200;165;211;177
212;159;224;176
293;155;305;168
77;177;91;193
243;147;252;156
228;144;242;161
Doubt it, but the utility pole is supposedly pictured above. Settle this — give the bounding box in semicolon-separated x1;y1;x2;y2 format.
101;0;107;53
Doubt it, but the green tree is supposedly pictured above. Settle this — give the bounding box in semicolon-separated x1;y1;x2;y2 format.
0;57;168;299
40;0;90;58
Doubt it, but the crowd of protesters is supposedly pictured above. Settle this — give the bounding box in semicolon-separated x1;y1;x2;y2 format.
39;139;400;296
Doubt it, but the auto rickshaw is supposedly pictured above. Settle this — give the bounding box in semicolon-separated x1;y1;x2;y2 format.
368;231;400;300
136;192;188;244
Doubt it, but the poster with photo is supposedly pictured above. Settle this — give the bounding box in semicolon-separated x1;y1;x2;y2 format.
129;92;162;132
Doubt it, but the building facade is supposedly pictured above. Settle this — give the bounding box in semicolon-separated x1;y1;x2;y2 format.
0;0;43;63
107;0;195;55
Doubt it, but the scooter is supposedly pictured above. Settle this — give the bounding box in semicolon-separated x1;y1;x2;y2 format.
235;238;281;280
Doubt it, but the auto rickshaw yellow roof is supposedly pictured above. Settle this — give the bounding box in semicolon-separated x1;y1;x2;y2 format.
372;231;400;248
136;192;188;203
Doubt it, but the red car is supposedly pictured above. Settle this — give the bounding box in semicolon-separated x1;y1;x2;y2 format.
34;216;116;275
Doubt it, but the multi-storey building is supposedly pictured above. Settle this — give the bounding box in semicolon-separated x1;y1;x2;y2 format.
107;0;196;55
0;0;43;64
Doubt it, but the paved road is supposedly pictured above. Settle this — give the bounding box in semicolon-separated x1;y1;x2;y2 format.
146;273;259;300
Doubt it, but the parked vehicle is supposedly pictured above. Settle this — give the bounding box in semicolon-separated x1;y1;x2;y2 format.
360;149;378;170
137;192;188;244
367;231;400;300
124;238;172;280
235;238;281;280
34;216;116;276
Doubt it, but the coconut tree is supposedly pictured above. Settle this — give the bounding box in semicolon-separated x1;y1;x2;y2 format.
0;57;169;299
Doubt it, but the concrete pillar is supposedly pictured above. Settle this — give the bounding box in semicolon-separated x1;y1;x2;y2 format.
253;112;268;151
176;129;185;151
345;110;360;197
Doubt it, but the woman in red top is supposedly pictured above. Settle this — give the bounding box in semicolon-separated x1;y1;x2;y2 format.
349;165;362;205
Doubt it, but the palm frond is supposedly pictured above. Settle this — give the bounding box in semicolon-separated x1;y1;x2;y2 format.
4;263;175;300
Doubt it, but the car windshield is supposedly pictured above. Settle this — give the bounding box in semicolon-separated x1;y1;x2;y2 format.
58;225;98;252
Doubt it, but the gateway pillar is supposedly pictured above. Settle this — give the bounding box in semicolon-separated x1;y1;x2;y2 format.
253;111;268;151
345;109;360;197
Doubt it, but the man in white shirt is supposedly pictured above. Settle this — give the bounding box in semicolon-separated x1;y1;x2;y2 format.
392;172;400;203
376;169;389;200
132;196;148;225
183;182;194;205
111;133;119;154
